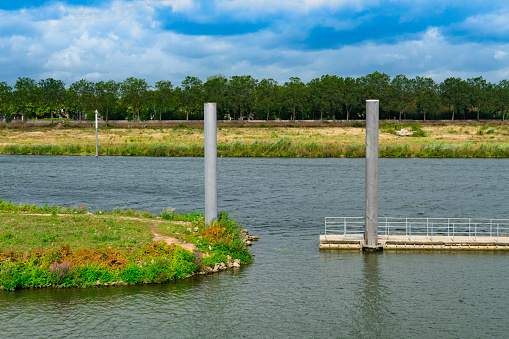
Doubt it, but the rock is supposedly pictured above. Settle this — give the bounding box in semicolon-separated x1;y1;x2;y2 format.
193;227;199;232
187;227;192;232
233;259;241;268
213;263;221;272
226;255;232;263
396;128;414;136
246;240;252;246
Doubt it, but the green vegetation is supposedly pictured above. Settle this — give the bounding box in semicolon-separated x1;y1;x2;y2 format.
1;72;509;122
2;138;509;158
380;122;427;137
0;200;253;291
1;122;509;158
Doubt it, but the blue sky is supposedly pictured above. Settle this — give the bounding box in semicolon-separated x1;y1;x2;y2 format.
1;0;508;86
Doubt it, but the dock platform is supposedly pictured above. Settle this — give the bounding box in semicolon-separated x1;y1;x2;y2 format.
319;234;509;250
320;217;509;251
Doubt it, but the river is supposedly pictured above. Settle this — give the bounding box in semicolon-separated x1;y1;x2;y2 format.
1;156;508;338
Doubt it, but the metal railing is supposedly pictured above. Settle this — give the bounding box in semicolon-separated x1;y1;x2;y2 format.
325;217;509;241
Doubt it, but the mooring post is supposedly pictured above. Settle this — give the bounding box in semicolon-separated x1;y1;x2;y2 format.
364;100;382;251
95;109;98;157
204;103;217;225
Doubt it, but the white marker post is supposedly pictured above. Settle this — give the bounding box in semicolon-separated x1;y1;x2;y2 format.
95;110;98;157
204;103;217;225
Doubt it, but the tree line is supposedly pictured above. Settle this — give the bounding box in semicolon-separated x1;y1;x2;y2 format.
1;72;508;123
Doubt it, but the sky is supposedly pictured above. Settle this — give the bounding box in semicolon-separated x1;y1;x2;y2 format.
1;0;509;87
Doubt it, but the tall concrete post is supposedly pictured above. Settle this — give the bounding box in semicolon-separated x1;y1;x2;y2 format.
95;110;98;157
204;103;217;225
364;100;382;251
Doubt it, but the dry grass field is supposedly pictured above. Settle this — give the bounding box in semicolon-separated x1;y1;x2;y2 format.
1;122;508;150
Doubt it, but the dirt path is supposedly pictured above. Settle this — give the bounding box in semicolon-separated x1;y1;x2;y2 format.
152;231;196;252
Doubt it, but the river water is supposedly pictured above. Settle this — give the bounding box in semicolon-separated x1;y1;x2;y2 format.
1;156;508;338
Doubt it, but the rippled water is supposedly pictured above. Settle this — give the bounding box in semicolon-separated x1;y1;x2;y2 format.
1;156;508;338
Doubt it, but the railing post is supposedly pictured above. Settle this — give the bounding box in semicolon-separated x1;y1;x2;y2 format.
364;100;382;251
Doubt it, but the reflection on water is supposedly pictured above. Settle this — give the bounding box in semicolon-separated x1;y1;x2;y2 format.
355;253;387;338
1;156;509;337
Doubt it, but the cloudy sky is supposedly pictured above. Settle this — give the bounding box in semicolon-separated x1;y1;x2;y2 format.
1;0;508;87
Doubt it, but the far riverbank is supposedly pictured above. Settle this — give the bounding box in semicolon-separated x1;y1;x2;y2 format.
1;121;508;157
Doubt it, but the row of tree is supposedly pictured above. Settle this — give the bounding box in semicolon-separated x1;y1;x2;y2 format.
1;72;509;122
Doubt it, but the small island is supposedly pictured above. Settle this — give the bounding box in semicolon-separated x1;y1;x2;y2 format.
0;199;256;291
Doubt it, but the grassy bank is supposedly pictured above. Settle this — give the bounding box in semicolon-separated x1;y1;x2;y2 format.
2;139;509;158
1;122;509;157
0;200;253;291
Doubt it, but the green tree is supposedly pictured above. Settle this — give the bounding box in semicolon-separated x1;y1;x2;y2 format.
495;80;509;121
120;77;148;121
38;78;66;123
467;76;489;121
204;75;228;119
390;75;415;122
64;88;78;120
255;78;279;120
153;80;174;121
95;80;120;123
228;75;257;120
414;76;440;121
13;77;37;121
342;77;362;121
359;71;392;113
0;82;12;122
307;77;327;120
180;76;204;121
283;77;308;120
321;75;343;120
70;79;96;121
440;77;470;120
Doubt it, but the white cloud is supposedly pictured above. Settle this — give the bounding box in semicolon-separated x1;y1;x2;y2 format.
462;11;509;36
1;0;509;86
148;0;197;11
215;0;377;18
494;51;507;60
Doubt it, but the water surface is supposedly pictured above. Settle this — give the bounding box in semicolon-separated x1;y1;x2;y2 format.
1;156;508;338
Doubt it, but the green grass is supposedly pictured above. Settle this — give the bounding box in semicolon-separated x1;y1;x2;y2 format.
0;200;253;290
2;139;509;158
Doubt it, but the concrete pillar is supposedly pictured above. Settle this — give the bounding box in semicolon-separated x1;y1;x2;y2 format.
204;103;217;224
364;100;382;251
95;110;98;157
